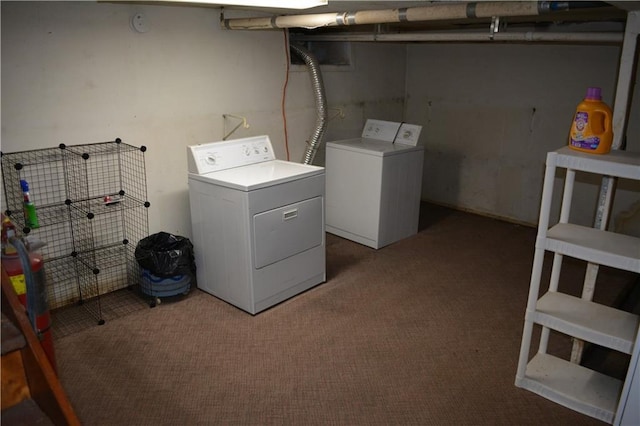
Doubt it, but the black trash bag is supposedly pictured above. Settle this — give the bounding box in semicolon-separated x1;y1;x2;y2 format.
135;232;196;278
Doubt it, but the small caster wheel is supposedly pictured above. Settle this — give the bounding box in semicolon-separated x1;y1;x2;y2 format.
98;319;105;325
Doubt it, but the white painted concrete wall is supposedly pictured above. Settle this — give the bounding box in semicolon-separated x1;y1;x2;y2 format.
1;2;406;238
406;43;640;227
2;1;638;237
313;42;408;164
2;2;284;237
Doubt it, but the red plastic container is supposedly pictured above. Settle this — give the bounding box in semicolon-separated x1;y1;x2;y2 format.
1;250;56;372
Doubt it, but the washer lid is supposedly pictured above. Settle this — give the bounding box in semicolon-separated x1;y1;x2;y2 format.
326;138;424;157
189;159;324;191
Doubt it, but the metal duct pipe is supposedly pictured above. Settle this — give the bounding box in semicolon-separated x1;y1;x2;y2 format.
222;1;589;30
290;31;624;43
290;43;327;165
539;1;609;12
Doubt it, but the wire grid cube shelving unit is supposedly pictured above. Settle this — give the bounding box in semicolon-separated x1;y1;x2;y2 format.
1;147;77;311
1;148;71;258
1;139;150;327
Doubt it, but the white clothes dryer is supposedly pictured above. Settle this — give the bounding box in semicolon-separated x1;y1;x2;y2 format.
187;135;325;314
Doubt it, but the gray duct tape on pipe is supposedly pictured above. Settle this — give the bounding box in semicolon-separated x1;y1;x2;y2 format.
466;2;477;18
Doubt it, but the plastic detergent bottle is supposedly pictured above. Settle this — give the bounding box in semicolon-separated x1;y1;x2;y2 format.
20;179;40;229
569;87;613;154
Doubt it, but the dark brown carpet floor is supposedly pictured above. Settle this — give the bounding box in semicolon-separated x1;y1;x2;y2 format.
52;203;636;425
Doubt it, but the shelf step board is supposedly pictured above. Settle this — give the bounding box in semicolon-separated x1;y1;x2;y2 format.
516;353;622;423
533;292;640;354
544;223;640;273
552;147;640;180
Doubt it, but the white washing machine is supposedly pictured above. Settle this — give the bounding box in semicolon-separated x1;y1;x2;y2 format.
326;120;424;249
187;135;326;314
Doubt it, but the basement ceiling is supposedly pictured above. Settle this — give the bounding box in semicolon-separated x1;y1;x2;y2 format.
213;0;640;14
123;1;639;42
212;1;636;41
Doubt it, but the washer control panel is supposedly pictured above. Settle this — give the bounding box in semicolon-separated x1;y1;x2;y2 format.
360;119;422;146
188;135;275;174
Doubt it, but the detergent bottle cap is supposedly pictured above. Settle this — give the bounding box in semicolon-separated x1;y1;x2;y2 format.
20;179;29;192
585;87;602;101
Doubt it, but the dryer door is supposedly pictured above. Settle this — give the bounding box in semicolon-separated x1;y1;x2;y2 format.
253;196;323;269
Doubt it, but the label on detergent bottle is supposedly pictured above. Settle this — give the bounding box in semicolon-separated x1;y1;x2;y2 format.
570;111;601;150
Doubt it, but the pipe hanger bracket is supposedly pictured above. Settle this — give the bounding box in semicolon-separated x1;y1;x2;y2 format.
490;16;505;40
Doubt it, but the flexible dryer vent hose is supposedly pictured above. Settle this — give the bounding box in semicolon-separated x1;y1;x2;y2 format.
290;43;327;165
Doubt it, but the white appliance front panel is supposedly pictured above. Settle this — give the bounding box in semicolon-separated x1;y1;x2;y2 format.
325;142;423;249
188;169;326;315
326;148;382;244
253;196;323;269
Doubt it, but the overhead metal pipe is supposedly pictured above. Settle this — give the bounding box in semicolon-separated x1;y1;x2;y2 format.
290;31;624;43
221;1;598;30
